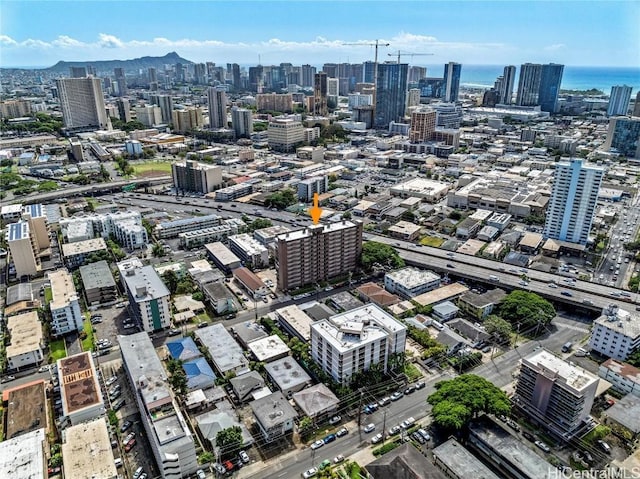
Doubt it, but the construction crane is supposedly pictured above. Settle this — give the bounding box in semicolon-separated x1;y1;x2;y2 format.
388;51;434;64
342;39;391;68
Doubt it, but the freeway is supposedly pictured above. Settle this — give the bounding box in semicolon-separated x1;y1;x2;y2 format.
364;233;637;312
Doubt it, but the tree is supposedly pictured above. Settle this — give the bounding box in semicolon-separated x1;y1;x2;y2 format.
342;211;352;220
427;374;511;430
166;358;188;396
248;218;273;232
448;210;462;221
265;188;297;210
162;270;179;294
627;349;640;368
497;290;555;331
198;451;215;464
484;315;512;342
298;416;314;437
360;241;405;271
152;242;167;257
216;426;243;459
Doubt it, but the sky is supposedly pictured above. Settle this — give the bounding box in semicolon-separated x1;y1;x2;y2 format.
1;1;639;68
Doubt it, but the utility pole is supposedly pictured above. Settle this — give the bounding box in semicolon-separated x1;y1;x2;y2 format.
381;409;388;444
357;388;364;442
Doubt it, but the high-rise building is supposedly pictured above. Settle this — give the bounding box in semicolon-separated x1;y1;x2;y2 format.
604;116;640;158
374;62;409;129
231;107;253;138
172;160;222;194
268;118;304;152
607;85;633;116
69;66;87;78
275;220;363;291
409;108;437;143
322;63;338;78
6;221;41;277
175;62;186;82
406;88;421;108
301;64;316;88
443;62;462;103
248;65;263;92
113;67;127;96
538;63;564;113
116;98;131;122
408;66;427;83
48;269;84;336
314;72;328;116
194;63;207;84
149;94;173;124
516;63;543;106
135;105;162;127
256;93;293;113
418;77;445;98
311;304;407;385
297;176;328;201
363;61;376;84
514;349;599;440
499;65;516;104
0;99;32;119
231;63;241;89
589;305;640;361
118;261;171;331
634;91;640;117
56;78;108;131
171;107;204;133
207;86;227;128
543;158;603;245
147;67;157;83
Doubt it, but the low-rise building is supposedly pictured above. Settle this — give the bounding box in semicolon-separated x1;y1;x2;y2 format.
204;242;242;273
387;220;422;241
390;178;450;202
384;267;441;299
264;356;312;397
433;438;501;479
250;391;298;442
233;267;268;299
79;260;117;305
57;352;106;426
311;304;407;385
6;311;44;370
48;269;83;336
4;380;48;440
599;358;640;396
202;282;237;314
229;371;268;403
253;225;291;246
601;394;640;446
155;214;222;239
365;443;446;479
248;335;291;363
194;324;249;376
0;428;47;479
214;183;253;201
431;301;459;322
61;418;117;479
456;288;506;320
292;383;339;419
61;238;108;269
228;234;269;269
589;305;640;361
178;225;234;248
275;304;314;342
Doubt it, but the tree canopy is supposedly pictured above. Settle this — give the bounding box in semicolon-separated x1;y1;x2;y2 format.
497;290;555;331
265;188;297;210
427;374;511;430
360;241;405;271
216;426;243;459
483;315;512;343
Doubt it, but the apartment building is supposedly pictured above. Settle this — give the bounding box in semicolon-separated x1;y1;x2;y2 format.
6;221;41;277
171;107;204;133
275;221;363;291
514;349;599;440
61;418;117;479
384;267;441;299
48;269;83;336
588;305;640;361
268;118;304;152
57;352;105;426
228;233;269;269
6;311;44;371
214;183;253;201
119;262;171;332
59;211;147;249
79;260;117;306
599;359;640;397
310;304;407;385
178;225;234;249
119;333;198;479
171;160;222;194
61;238;108;269
56;77;108;131
155;214;222;239
297;176;328;202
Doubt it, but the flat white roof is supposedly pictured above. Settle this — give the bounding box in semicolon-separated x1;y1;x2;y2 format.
386;267;440;290
6;311;43;358
62;417;117;479
595;308;640;339
48;269;79;310
523;349;599;393
276;220;358;242
0;428;46;479
248;335;291;362
276;304;314;341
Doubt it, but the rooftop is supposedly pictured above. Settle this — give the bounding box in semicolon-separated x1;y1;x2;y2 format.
603;394;640;434
166;337;202;362
58;352;103;415
61;237;107;257
61;417;117;479
250;391;298;429
0;428;46;479
433;438;501;479
6;311;43;359
7;221;29;242
275;220;360;243
413;282;469;306
601;358;640;384
229;233;268;256
366;443;446;479
6;283;33;306
5;380;47;440
386;267;440;290
264;356;311;392
248;335;291;362
204;242;241;266
78;260;115;291
523;349;600;393
234;267;266;292
48;269;79;310
120;264;170;302
595;306;640;339
390;177;450;195
158;214;221;230
275;305;314;342
195;323;248;375
292;383;339;418
183;357;217;391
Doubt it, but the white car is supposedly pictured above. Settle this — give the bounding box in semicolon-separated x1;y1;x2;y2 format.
363;423;376;433
302;467;318;478
371;433;383;444
239;450;250;463
310;440;324;450
196;470;206;479
333;455;345;464
105;376;118;386
535;440;551;453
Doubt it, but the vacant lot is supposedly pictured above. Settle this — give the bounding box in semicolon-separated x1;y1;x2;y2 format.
420;236;445;247
132;161;172;177
50;339;66;361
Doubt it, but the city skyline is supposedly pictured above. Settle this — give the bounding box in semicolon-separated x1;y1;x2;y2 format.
1;1;639;68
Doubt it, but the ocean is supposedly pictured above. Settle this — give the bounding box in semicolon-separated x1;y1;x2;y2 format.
423;65;640;95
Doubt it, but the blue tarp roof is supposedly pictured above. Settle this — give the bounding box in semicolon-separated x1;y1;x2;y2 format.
183;357;217;390
166;337;201;362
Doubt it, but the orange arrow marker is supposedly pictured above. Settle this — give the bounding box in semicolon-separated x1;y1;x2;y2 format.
309;192;322;224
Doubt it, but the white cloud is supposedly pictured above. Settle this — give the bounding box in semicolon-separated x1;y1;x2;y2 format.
98;33;124;49
544;43;566;51
0;35;18;46
51;35;85;48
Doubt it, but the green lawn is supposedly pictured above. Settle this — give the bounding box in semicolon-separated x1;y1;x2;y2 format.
420;236;445;247
404;362;422;382
132;161;172;175
44;287;53;304
81;319;94;351
50;339;67;361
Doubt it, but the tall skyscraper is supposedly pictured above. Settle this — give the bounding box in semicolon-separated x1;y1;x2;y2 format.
207;86;228;129
113;67;127;97
543;158;603;245
149;94;173;124
538;63;564;113
248;66;263;92
171;107;204;133
314;72;328;116
443;62;462;103
147;67;157;83
301;64;316;88
194;63;207;84
116;98;131;123
516;63;543;106
408;66;427;83
409;109;436;143
604;116;640;159
607;85;633;116
231;63;241;90
499;65;516;104
363;61;376;83
231;107;253;138
70;66;87;78
56;77;108;131
374;62;409;128
276;221;363;291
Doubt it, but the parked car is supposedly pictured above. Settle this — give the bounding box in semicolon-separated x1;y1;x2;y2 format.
336;427;348;437
213;463;226;475
417;428;431;441
378;397;391;407
323;433;336;444
105;376;118;386
333;455;345;464
196;470;206;479
411;431;425;444
319;459;331;470
302;467;318;478
120;420;132;433
167;329;181;336
310;440;324;450
404;385;415;395
371;433;383;444
414;381;426;390
522;431;535;441
388;425;401;435
239;450;250;463
363;423;376;433
124;438;137;452
597;440;611;453
390;391;403;401
328;415;341;425
400;417;416;429
535;440;551;453
1;375;16;383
